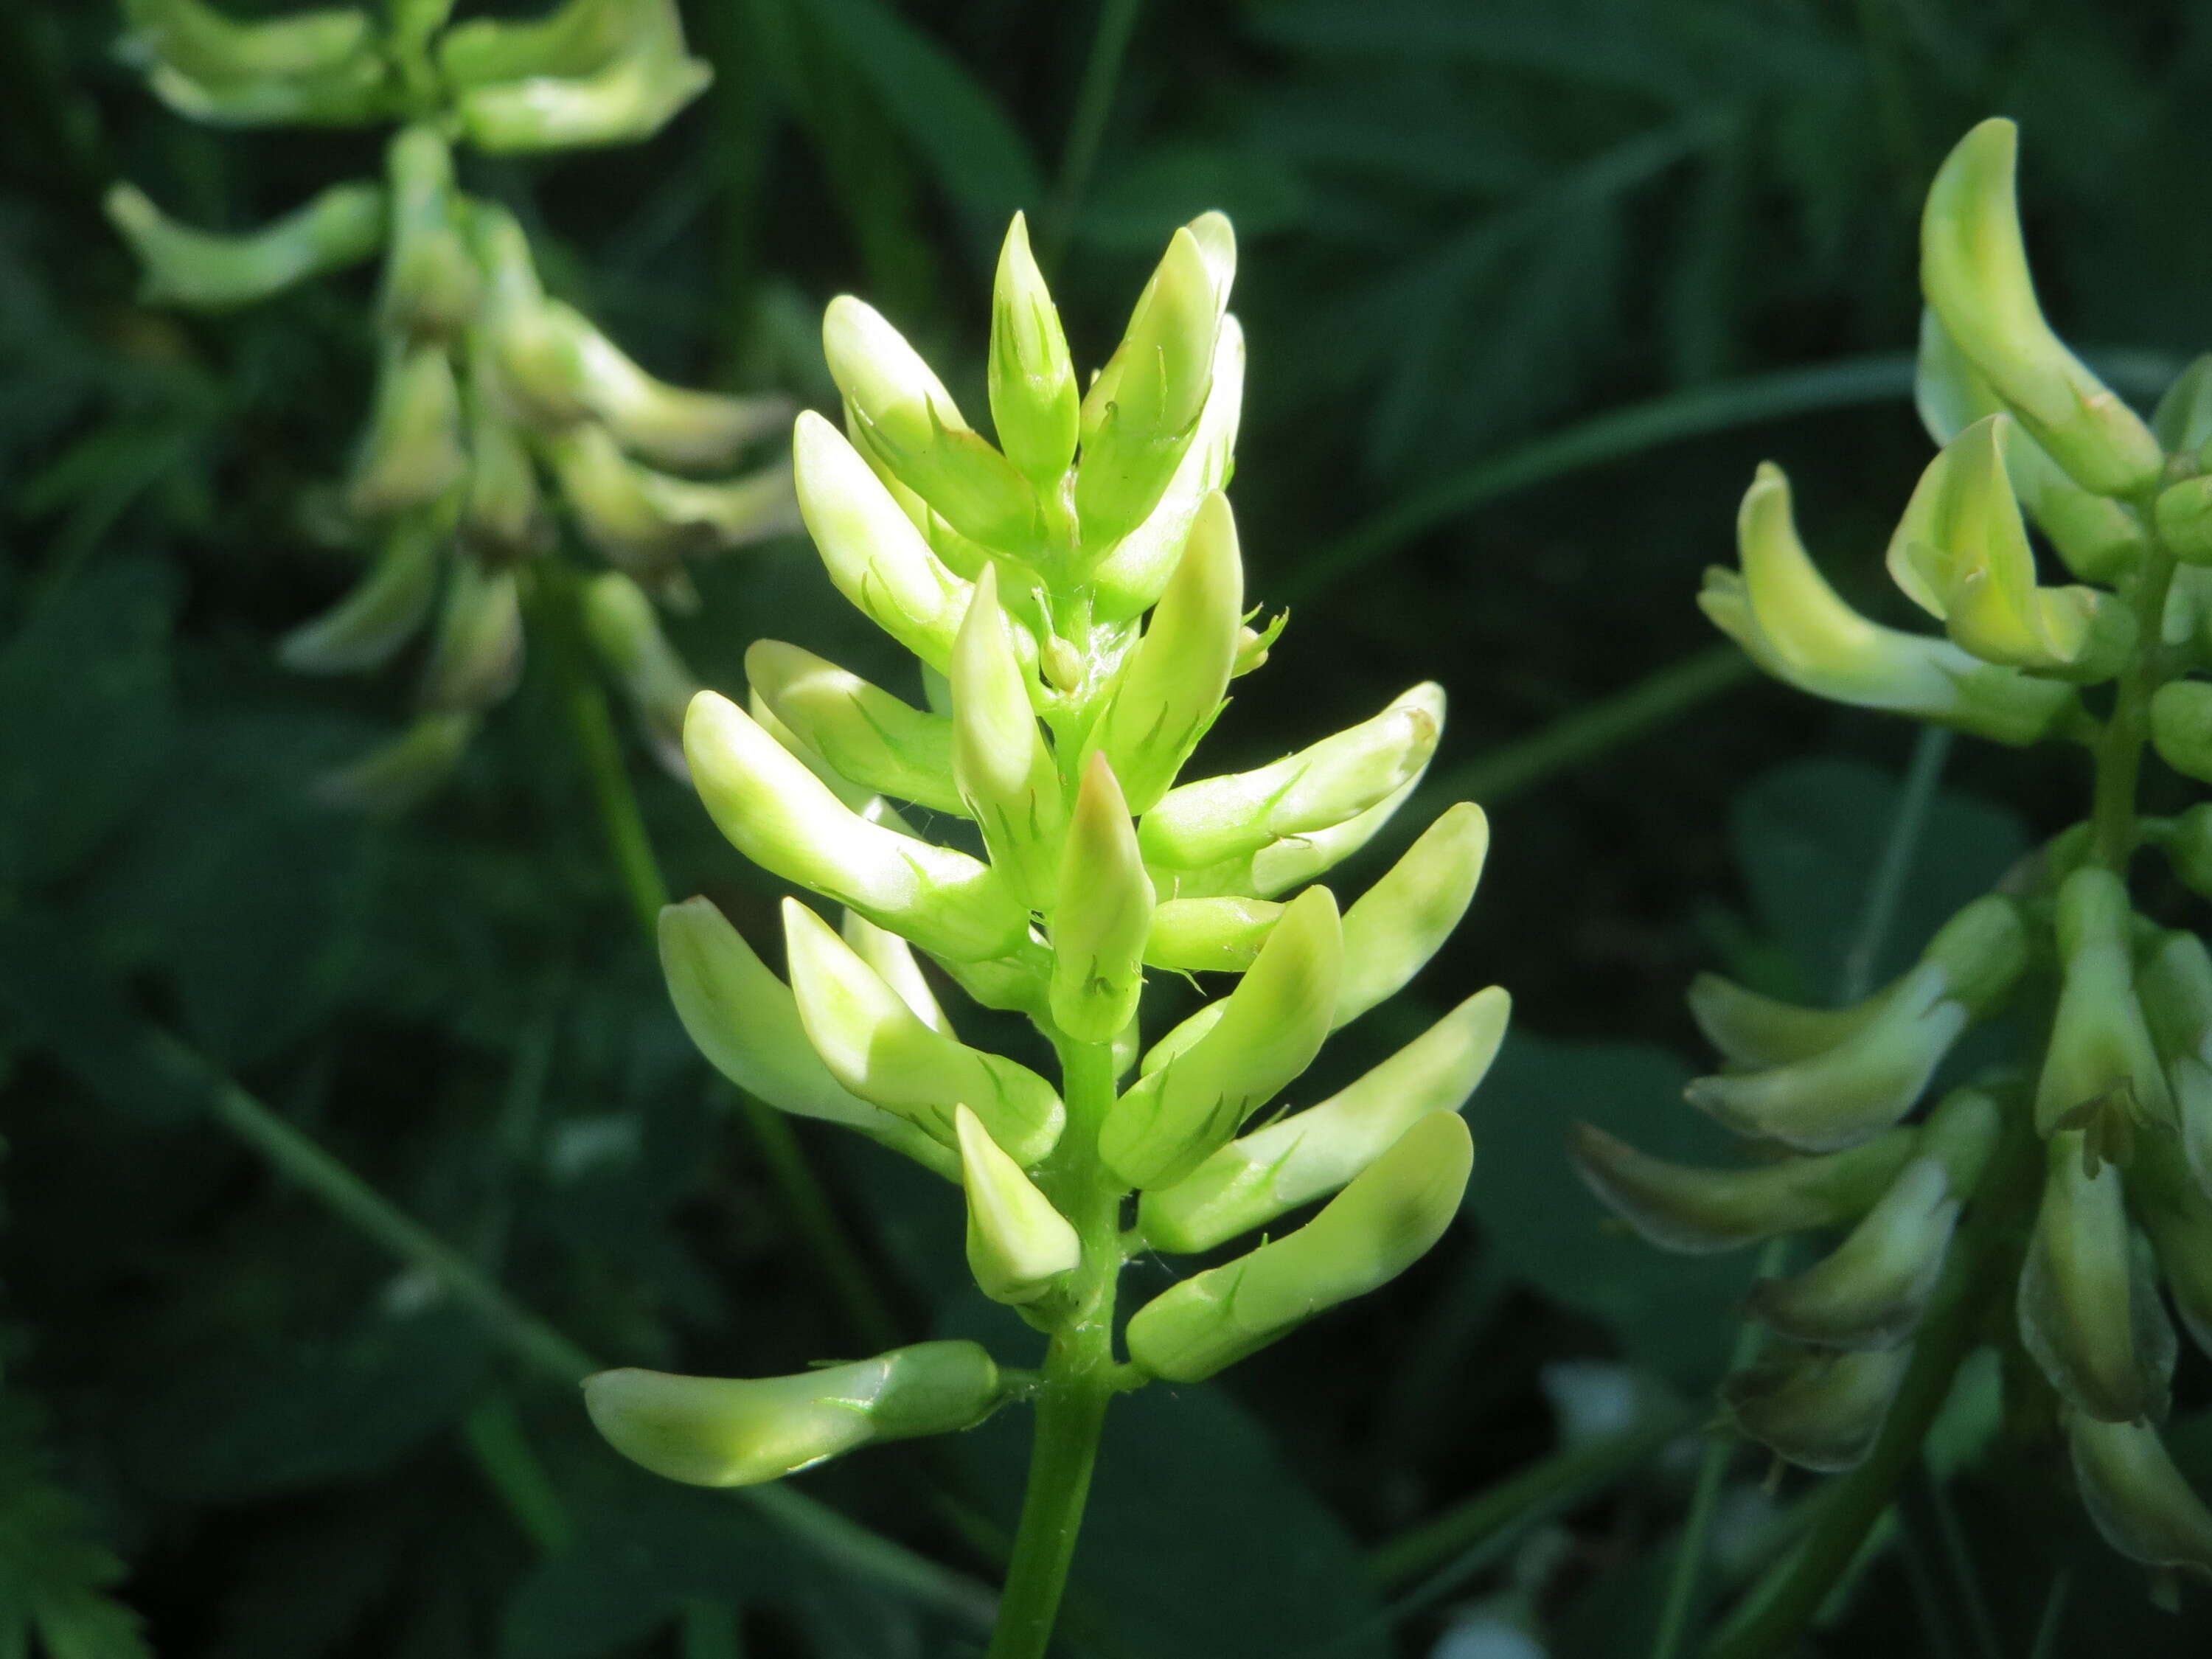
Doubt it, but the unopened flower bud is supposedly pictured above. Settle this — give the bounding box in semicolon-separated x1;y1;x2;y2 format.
459;359;552;563
956;1106;1079;1305
1076;223;1229;549
438;0;638;86
1096;492;1243;814
1100;887;1341;1189
2154;354;2212;455
1575;1124;1918;1257
1141;684;1444;871
1144;897;1281;973
743;640;960;815
122;0;389;127
1587;1084;1997;1259
782;900;1062;1164
583;1340;1005;1487
1140;1001;1226;1079
841;909;948;1034
824;298;1040;550
2165;804;2212;900
543;306;790;473
1886;414;2132;678
657;897;954;1176
456;0;711;153
1144;987;1506;1254
417;556;522;712
1921;119;2162;498
1335;802;1488;1029
1125;1110;1470;1382
2139;931;2212;1067
952;566;1063;907
2157;476;2212;567
2018;1129;2174;1424
1244;773;1427;898
748;689;877;812
1049;756;1153;1045
279;513;444;674
348;341;466;521
1921;893;2032;1016
1686;974;1891;1071
312;709;475;814
2132;1141;2212;1358
2069;1414;2212;1583
684;692;1028;960
2037;868;2173;1135
1723;1344;1910;1472
987;213;1079;487
1745;1156;1960;1349
582;571;697;773
1685;962;1967;1151
2171;1059;2212;1211
1915;310;2146;583
105;179;386;311
792;412;981;674
122;0;373;83
1702;464;2079;744
549;423;798;574
378;127;479;341
1087;317;1247;621
2152;682;2212;787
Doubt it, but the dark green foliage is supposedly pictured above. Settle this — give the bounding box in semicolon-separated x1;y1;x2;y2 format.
8;0;2212;1655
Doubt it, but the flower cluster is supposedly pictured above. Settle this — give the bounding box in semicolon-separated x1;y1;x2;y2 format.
108;0;793;804
583;211;1506;1500
1579;119;2212;1587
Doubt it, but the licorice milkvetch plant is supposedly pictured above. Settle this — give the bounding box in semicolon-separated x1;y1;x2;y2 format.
580;212;1508;1653
1575;116;2212;1618
105;0;795;805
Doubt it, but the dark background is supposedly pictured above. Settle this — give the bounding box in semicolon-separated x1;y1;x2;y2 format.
7;1;2212;1655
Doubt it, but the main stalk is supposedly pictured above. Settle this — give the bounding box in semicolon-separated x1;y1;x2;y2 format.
986;1035;1129;1659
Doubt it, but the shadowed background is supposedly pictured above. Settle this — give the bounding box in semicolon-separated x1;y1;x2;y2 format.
5;1;2212;1655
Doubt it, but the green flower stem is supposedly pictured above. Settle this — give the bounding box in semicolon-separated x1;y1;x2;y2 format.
1656;721;1951;1659
529;558;900;1354
531;563;672;936
986;1035;1133;1659
1279;351;2180;607
2089;532;2180;870
1695;1079;2042;1659
464;1394;577;1554
1410;644;1753;820
174;1035;1000;1627
1367;1400;1694;1591
1649;1239;1787;1659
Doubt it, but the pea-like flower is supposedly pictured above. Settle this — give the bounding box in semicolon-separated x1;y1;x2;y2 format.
108;0;795;808
1587;113;2212;1601
594;212;1503;1652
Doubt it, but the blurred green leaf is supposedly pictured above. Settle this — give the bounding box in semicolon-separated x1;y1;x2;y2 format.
810;0;1044;227
1079;144;1310;251
501;1475;808;1659
127;1305;491;1503
1463;1030;1753;1388
1729;757;2029;1003
955;1371;1389;1659
0;1388;152;1659
0;558;176;889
